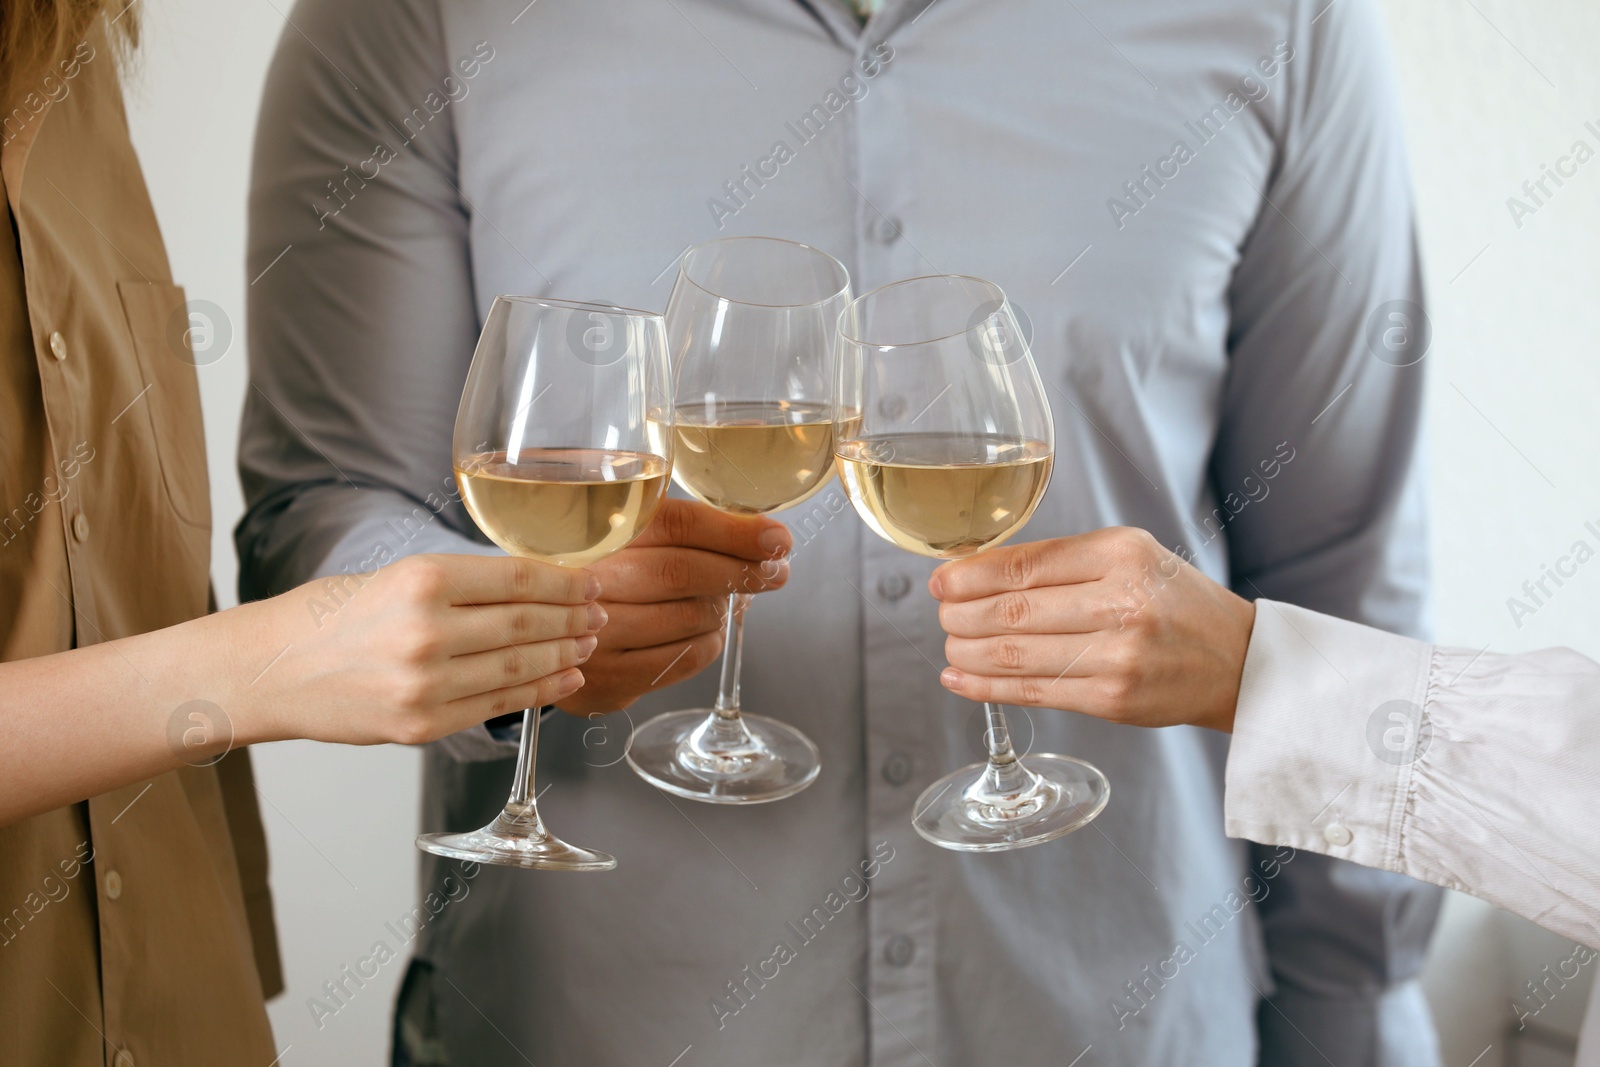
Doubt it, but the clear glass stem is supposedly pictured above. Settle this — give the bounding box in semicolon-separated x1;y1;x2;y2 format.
972;702;1041;802
712;592;752;719
625;590;820;803
498;708;546;832
682;592;758;761
415;702;616;869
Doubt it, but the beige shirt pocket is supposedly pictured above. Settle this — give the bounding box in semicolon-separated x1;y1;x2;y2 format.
116;280;211;529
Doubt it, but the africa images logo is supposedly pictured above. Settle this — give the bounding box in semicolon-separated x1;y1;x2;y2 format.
165;700;234;768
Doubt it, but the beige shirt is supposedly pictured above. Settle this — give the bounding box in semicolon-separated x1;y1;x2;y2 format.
0;21;280;1066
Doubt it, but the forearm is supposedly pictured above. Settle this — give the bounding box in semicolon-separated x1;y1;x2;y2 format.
2;550;602;823
0;606;277;825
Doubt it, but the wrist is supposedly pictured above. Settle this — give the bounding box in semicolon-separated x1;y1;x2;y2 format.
1202;593;1256;733
166;597;295;749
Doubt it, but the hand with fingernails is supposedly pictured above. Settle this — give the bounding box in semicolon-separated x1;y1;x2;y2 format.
551;497;791;716
929;527;1256;734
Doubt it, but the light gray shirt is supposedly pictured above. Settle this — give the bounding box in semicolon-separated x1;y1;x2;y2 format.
239;0;1442;1063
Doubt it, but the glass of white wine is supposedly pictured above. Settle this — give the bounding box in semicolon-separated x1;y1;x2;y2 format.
834;275;1110;852
625;236;852;804
415;295;673;870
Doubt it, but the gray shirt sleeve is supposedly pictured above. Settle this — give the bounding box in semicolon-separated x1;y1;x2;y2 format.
236;0;511;762
238;0;482;595
1217;1;1441;1061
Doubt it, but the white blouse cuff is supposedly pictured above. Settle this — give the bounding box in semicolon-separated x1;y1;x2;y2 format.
1224;599;1434;875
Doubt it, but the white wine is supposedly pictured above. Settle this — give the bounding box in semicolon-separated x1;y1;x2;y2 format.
665;400;840;515
835;434;1053;558
455;448;669;566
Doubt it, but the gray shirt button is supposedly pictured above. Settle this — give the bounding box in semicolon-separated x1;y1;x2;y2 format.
876;573;911;602
884;934;915;967
867;215;903;246
876;393;907;419
881;751;912;786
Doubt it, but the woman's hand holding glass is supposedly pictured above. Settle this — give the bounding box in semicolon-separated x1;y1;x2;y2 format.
833;274;1110;852
931;526;1256;734
242;553;602;747
416;294;674;871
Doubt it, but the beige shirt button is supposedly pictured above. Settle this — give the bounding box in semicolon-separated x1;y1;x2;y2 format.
48;331;68;362
114;1050;134;1067
104;869;123;899
72;512;90;542
1323;822;1353;847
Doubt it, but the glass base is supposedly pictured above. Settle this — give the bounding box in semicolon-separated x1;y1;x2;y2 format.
912;753;1109;853
626;708;820;804
415;808;616;871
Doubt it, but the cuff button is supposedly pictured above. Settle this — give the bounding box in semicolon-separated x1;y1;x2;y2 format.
1322;822;1353;847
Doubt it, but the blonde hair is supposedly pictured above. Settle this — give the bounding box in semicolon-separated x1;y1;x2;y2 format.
1;0;136;91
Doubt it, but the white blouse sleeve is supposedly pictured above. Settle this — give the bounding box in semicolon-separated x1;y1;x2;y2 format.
1225;599;1600;949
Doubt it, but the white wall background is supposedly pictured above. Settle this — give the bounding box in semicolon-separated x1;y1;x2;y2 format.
120;1;1600;1063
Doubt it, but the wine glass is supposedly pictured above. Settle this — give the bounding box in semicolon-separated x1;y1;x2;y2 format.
834;275;1110;852
625;236;852;803
416;295;673;870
